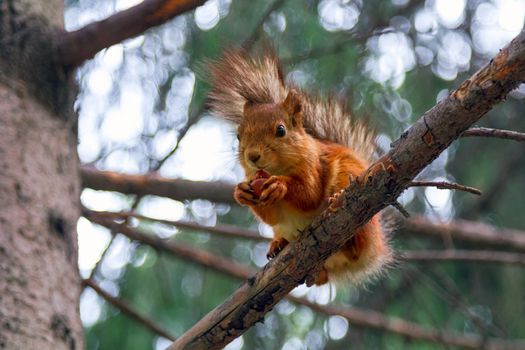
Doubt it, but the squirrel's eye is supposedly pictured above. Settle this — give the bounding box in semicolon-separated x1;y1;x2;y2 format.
236;133;240;141
276;124;286;137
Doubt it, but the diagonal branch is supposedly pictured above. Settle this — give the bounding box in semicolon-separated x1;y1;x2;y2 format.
86;213;252;280
167;30;525;350
83;278;176;341
462;127;525;142
86;215;525;349
57;0;206;68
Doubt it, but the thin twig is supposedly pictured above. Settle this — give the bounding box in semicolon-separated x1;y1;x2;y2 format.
86;214;253;280
83;278;176;341
87;209;269;242
87;235;115;280
58;0;206;68
392;201;410;218
409;181;482;195
402;250;525;266
462;127;525;142
153;104;205;170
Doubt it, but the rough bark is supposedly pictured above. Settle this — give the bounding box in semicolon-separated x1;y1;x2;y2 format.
0;1;83;349
169;30;525;349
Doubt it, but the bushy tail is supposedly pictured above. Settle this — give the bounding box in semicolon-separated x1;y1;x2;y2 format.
208;49;376;163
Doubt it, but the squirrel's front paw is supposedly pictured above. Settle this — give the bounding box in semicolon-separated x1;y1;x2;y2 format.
259;176;287;207
234;182;257;206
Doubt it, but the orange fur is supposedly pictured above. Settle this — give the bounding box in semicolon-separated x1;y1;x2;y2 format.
210;50;392;286
232;97;391;285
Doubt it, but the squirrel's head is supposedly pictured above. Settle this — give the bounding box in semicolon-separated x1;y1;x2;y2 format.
237;89;312;178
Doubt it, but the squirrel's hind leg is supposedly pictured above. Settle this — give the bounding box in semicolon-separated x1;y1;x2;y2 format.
266;237;289;260
305;266;329;286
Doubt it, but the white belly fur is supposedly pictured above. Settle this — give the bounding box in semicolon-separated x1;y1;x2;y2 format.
272;206;319;242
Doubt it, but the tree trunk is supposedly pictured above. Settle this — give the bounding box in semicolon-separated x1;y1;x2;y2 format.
0;1;83;349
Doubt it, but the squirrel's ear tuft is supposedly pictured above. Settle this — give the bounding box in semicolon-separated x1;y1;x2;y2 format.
283;89;302;127
243;100;255;116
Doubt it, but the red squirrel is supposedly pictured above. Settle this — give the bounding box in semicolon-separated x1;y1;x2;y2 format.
208;50;392;285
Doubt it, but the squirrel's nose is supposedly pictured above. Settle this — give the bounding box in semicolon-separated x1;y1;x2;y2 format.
248;152;261;164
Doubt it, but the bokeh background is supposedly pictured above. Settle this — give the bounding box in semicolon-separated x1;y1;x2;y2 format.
66;0;525;349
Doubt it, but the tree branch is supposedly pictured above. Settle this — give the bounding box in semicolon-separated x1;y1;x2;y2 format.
409;181;482;195
86;213;252;280
86;209;269;242
463;127;525;142
87;234;115;280
402;215;525;253
86;215;525;349
402;249;525;266
57;0;206;68
167;30;525;349
81;166;234;204
83;278;176;341
288;297;524;350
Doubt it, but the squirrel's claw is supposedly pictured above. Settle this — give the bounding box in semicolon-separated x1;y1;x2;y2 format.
328;189;344;206
259;176;287;207
234;182;257;206
322;189;345;218
266;237;289;260
358;158;397;185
